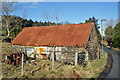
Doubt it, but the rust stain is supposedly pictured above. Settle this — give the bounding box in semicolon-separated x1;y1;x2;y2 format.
11;23;94;47
34;48;37;54
39;48;44;54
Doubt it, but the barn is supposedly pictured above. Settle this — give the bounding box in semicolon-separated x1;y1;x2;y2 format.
10;23;101;67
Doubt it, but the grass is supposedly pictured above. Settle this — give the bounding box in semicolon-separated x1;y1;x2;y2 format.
103;41;120;51
50;71;55;74
2;42;11;61
111;47;120;51
2;42;108;78
107;45;120;51
74;50;108;78
0;31;6;36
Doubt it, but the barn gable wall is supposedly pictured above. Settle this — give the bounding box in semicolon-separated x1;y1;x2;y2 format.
86;26;101;60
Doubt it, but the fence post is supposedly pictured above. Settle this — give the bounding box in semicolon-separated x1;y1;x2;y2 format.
52;46;55;70
85;49;89;61
75;51;78;66
22;47;26;76
22;52;24;76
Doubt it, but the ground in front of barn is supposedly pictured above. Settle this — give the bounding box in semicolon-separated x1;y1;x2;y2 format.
2;42;108;78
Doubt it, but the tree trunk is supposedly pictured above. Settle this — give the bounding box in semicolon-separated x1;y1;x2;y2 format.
6;27;10;38
6;20;10;38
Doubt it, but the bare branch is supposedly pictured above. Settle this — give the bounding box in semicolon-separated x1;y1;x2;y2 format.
43;10;60;25
1;0;17;16
53;10;59;24
9;9;27;32
22;9;27;19
10;19;23;32
1;0;24;38
44;10;50;22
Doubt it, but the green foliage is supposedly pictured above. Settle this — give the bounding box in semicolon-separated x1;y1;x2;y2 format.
85;17;99;28
104;26;113;42
105;26;113;36
50;71;55;74
112;23;120;48
85;17;101;40
105;22;120;48
112;32;120;47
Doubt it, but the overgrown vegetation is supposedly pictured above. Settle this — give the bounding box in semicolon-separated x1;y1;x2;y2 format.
75;50;108;78
2;42;108;78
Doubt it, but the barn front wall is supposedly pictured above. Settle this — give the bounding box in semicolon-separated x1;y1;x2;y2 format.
11;45;86;65
23;46;61;61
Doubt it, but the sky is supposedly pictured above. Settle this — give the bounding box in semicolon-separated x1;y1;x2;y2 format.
12;2;118;23
2;0;120;2
9;2;119;35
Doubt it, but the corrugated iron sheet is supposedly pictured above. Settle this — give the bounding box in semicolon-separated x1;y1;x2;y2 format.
11;23;94;47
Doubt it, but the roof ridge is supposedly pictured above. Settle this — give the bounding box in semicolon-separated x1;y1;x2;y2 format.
23;23;93;29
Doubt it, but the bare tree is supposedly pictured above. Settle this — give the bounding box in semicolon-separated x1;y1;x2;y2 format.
43;10;51;25
104;19;115;27
43;10;59;25
60;21;71;25
1;0;25;38
52;10;59;24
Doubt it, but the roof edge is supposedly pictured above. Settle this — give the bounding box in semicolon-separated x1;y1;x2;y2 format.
23;23;93;29
85;24;95;49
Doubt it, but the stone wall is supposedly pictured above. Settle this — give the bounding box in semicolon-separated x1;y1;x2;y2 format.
61;47;85;65
60;47;75;65
11;45;25;52
87;26;101;60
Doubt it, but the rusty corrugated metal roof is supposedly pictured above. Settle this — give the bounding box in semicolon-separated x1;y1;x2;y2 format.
11;23;94;47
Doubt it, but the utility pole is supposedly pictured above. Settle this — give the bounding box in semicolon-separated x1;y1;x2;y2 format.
101;19;106;56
